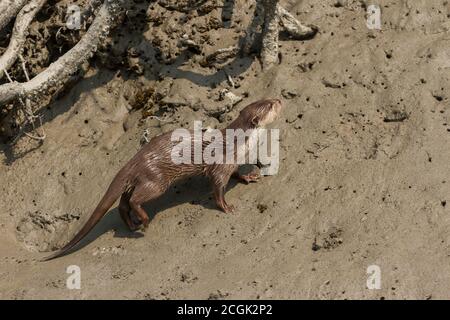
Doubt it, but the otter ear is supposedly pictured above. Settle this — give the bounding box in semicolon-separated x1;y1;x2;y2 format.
251;115;260;126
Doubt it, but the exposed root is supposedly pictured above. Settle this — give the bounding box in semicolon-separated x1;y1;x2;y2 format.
0;0;125;106
0;0;47;79
0;0;29;31
243;0;318;69
20;57;45;141
19;55;30;81
4;62;46;142
277;5;318;39
200;45;239;68
242;0;264;54
158;0;216;13
261;0;279;69
22;107;46;142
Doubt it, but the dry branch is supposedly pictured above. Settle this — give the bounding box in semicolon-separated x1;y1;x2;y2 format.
0;0;47;79
0;0;124;106
0;0;29;31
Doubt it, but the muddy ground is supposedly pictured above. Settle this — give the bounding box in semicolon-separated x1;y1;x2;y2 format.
1;0;450;299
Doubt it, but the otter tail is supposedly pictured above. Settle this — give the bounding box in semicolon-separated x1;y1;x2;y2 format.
42;172;129;261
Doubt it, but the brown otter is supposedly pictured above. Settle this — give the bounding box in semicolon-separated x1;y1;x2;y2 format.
43;98;283;260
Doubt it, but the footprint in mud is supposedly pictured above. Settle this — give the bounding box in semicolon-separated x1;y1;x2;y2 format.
15;210;81;252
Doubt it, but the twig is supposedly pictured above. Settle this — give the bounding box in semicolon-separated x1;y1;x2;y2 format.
3;68;13;83
147;115;172;123
19;54;30;81
4;67;46;141
225;72;235;88
24;114;46;141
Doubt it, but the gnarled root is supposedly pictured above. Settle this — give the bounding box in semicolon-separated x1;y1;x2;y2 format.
277;5;318;40
260;0;279;70
0;0;29;31
200;45;239;68
0;0;125;107
0;0;47;79
245;0;319;70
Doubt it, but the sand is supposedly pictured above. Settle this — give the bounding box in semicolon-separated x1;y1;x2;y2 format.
1;0;450;299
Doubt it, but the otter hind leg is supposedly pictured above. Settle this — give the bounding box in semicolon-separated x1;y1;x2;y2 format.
119;192;138;231
129;182;165;232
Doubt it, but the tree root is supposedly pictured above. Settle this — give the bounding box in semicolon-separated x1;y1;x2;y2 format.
277;5;318;40
245;0;319;69
200;45;239;68
0;0;125;107
0;0;29;31
260;0;279;70
261;2;318;69
0;0;47;79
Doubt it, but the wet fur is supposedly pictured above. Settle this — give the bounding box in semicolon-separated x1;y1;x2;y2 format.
43;99;283;260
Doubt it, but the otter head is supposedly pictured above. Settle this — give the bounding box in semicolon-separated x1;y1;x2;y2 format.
239;98;283;128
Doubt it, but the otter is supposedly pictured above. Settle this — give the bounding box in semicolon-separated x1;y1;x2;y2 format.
43;98;283;260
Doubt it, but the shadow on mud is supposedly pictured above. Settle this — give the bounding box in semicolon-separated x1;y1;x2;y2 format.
62;175;242;255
